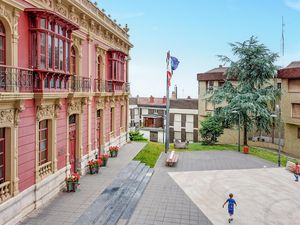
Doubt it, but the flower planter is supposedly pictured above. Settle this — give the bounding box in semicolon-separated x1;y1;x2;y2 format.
243;146;249;154
110;150;118;158
89;166;97;174
101;159;108;167
66;182;78;192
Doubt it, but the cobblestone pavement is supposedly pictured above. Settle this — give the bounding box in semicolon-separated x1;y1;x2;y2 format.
127;151;275;225
19;142;146;225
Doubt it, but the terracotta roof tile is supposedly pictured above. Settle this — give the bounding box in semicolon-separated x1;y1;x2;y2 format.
278;61;300;79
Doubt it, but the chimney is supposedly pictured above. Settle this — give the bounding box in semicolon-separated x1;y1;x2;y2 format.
219;65;223;68
175;85;178;99
149;95;154;103
162;96;167;104
187;96;191;100
171;91;176;100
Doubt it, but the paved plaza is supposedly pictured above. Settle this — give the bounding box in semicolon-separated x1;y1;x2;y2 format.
127;151;276;225
18;147;298;225
19;142;147;225
170;167;300;225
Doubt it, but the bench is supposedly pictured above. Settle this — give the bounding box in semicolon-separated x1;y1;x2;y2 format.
166;150;179;167
174;139;189;149
286;161;296;172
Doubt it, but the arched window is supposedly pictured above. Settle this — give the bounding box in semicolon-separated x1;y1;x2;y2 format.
70;46;76;74
97;56;101;80
0;21;6;65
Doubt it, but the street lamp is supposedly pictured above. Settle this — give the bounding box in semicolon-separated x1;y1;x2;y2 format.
271;105;282;167
232;110;241;152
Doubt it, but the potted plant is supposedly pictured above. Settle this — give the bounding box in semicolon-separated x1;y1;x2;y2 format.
88;159;102;174
109;145;119;157
65;172;80;192
99;154;109;167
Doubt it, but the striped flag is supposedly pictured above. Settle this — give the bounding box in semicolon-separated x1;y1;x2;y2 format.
166;51;179;87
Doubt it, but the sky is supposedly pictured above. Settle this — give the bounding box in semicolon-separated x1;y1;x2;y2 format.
98;0;300;98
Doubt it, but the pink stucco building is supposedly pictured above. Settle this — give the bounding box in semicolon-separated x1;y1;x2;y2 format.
0;0;132;224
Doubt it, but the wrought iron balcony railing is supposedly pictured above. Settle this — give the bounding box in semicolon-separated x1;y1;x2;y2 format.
0;65;33;92
105;80;130;93
94;79;105;92
69;76;91;92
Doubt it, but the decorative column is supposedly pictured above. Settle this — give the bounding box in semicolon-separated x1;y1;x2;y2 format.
87;97;92;154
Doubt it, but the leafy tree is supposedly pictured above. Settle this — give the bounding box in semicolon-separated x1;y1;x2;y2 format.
129;131;148;141
199;115;224;145
210;36;281;145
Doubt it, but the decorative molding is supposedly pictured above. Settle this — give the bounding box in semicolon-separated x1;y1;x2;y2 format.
36;105;55;121
95;44;106;58
69;6;79;24
0;3;13;26
0;109;14;127
110;96;115;108
80;14;88;30
55;1;67;17
42;0;52;8
14;100;25;126
67;100;81;115
96;98;104;109
54;99;62;118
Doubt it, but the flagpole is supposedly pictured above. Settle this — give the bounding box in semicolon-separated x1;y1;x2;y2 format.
165;52;170;153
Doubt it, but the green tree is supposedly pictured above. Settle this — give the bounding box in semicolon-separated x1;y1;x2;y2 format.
210;36;281;145
199;115;224;145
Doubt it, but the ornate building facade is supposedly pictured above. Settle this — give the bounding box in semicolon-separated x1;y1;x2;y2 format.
0;0;132;224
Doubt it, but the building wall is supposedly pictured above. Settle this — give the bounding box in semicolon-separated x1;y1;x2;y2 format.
281;79;300;157
283;124;300;157
56;100;67;170
0;0;132;223
18;100;36;192
18;11;30;68
198;80;241;144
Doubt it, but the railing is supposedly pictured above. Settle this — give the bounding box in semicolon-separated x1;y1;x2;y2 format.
69;76;91;92
110;131;115;139
0;65;33;92
94;79;105;92
0;181;11;203
38;161;52;179
105;80;130;93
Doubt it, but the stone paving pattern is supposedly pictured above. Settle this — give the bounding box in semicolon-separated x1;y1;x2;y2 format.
19;142;146;225
127;151;275;225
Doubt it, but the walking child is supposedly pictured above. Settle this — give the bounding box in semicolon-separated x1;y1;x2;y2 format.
294;162;300;182
223;193;237;223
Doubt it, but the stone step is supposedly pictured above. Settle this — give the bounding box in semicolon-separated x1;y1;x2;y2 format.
94;163;149;225
74;161;142;225
116;168;154;225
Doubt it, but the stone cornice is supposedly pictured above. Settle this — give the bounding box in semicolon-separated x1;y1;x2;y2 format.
2;0;26;11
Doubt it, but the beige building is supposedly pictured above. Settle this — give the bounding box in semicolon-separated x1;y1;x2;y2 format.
197;66;242;144
278;61;300;157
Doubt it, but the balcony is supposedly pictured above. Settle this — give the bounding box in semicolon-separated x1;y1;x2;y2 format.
94;79;105;92
105;80;130;93
69;76;91;92
0;65;33;93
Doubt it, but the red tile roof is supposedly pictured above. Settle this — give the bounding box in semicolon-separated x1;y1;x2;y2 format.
278;61;300;79
197;66;228;81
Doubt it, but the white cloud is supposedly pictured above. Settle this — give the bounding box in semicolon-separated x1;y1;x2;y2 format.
285;0;300;11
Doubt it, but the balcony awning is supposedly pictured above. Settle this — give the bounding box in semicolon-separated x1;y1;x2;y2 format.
142;114;163;119
25;8;79;31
